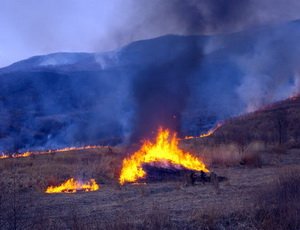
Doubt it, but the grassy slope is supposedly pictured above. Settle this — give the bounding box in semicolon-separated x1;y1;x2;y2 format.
0;97;300;229
213;95;300;147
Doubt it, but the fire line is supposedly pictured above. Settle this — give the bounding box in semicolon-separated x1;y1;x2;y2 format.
184;122;223;140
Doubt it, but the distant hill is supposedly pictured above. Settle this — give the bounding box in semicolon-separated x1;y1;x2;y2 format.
1;20;300;152
213;95;300;147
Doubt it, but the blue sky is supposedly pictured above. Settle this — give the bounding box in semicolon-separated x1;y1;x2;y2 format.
1;0;300;67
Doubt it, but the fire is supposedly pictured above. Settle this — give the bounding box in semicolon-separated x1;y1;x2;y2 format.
184;122;223;140
0;145;109;160
0;154;9;159
119;128;209;185
45;178;99;193
48;145;102;153
0;152;31;159
199;123;222;138
12;152;31;158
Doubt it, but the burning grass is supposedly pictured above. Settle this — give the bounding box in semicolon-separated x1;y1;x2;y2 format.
0;145;108;161
0;143;299;229
119;128;209;185
184;122;223;140
45;178;99;193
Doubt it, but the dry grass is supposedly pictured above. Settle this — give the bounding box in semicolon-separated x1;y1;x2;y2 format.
255;166;300;230
0;143;299;229
0;146;122;193
182;141;265;168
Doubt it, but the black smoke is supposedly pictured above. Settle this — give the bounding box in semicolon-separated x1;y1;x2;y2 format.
160;0;254;33
130;36;203;140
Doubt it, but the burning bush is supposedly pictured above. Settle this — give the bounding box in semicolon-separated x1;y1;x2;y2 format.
119;128;209;185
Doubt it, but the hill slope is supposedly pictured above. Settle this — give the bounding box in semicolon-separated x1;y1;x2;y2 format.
212;95;300;146
1;20;300;152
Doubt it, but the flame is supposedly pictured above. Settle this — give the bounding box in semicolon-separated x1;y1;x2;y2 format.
0;154;9;159
184;122;223;140
119;128;209;185
12;152;31;158
0;152;31;159
45;178;99;193
0;145;110;160
48;145;102;153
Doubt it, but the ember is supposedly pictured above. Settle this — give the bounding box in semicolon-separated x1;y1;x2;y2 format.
45;178;99;193
119;128;209;185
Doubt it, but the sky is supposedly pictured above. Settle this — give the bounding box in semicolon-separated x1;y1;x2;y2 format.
1;0;300;67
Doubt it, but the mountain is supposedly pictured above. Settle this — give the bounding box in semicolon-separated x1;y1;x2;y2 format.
1;20;300;152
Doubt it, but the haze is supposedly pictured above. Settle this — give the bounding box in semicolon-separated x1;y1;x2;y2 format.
1;0;300;67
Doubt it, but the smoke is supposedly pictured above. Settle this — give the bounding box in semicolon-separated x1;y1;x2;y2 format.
129;37;203;140
1;0;300;67
234;21;300;111
1;1;300;151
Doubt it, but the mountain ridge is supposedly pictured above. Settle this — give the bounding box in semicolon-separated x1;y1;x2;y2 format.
1;19;300;152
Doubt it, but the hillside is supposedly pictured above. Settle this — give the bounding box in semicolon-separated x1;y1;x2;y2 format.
210;95;300;147
1;20;300;152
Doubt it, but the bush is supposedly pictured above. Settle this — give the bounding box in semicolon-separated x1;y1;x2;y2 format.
240;151;262;167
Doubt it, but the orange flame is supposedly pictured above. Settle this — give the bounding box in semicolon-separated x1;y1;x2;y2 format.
0;152;31;159
48;145;102;153
0;145;109;160
0;154;9;159
119;128;209;185
45;178;99;193
184;122;223;140
12;152;31;158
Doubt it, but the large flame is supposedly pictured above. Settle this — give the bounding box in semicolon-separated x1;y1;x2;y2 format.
45;178;99;193
119;128;209;185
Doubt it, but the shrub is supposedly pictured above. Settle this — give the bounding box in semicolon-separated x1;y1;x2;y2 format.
240;151;262;167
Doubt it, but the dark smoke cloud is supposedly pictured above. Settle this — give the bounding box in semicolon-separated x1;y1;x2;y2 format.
129;37;203;140
159;0;253;33
157;0;300;34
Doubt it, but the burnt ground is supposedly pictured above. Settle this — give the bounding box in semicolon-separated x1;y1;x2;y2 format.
0;146;299;229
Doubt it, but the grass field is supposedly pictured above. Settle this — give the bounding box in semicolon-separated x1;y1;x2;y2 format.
0;142;299;229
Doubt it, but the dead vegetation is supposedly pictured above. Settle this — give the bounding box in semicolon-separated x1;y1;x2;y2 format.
181;140;265;168
1;97;299;229
255;166;300;230
0;141;299;229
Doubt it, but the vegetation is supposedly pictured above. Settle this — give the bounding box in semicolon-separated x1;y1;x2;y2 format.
0;97;299;229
